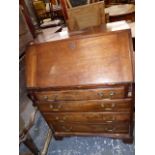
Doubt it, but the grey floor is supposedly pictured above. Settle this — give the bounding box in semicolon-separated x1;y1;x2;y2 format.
20;112;135;155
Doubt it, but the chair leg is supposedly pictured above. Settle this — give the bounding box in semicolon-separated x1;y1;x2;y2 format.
23;133;40;155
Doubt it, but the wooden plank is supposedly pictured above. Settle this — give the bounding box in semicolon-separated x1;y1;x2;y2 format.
87;0;90;4
41;129;52;155
66;0;72;8
67;1;105;31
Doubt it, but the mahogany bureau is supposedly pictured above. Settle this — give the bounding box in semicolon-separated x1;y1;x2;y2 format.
25;29;134;143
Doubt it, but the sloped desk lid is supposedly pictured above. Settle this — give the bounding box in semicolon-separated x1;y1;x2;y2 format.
26;29;134;89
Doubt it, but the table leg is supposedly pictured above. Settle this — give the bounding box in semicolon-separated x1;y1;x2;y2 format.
23;133;40;155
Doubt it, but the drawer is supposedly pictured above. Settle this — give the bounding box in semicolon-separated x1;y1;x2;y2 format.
37;98;132;112
44;112;130;124
34;86;125;101
51;122;129;133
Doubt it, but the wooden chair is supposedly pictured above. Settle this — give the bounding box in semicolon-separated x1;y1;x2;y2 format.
19;100;40;155
66;1;106;31
66;0;100;8
19;100;52;155
32;0;47;23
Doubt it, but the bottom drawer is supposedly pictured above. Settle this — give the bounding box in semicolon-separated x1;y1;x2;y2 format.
51;123;129;133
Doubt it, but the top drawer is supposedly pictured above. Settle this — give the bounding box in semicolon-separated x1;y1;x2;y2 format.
34;86;126;101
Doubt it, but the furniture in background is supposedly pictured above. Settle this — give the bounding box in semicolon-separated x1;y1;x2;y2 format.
32;0;53;24
105;4;135;22
32;0;47;23
52;5;64;20
66;0;101;7
26;28;134;143
34;20;135;52
59;0;68;21
19;7;52;155
104;0;134;6
19;6;33;58
19;97;52;155
20;0;36;38
66;1;106;31
19;103;40;155
60;0;103;23
66;0;87;8
31;0;64;28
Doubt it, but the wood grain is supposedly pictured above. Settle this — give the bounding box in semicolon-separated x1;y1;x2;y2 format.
44;112;130;123
34;86;125;101
25;45;37;88
37;98;132;112
51;122;129;133
26;29;134;143
67;1;105;31
26;30;133;88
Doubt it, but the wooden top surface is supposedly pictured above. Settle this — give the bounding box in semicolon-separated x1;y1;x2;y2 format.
26;29;134;89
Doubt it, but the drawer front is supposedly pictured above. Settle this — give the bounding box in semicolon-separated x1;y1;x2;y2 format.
34;86;125;101
51;123;129;133
44;112;130;124
37;98;132;112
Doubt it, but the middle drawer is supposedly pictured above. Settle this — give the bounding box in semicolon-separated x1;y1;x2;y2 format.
37;98;132;112
43;112;130;124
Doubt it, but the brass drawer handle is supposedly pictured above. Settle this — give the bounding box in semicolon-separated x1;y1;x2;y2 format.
52;108;59;111
109;91;116;97
105;127;115;132
101;103;104;108
43;96;53;101
105;108;112;111
59;116;67;122
49;104;59;111
103;116;115;121
49;104;62;111
62;126;72;131
43;96;48;100
104;103;116;111
55;116;59;120
43;95;58;101
111;103;115;108
55;116;66;122
105;120;113;123
62;116;66;120
97;92;104;97
49;105;54;109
